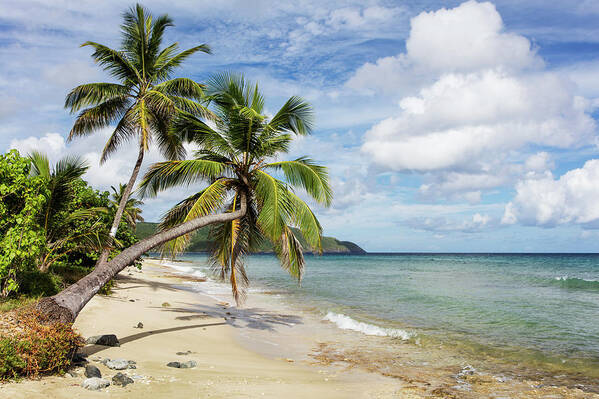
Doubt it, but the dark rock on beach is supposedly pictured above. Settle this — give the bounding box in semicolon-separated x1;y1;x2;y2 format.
167;360;197;369
180;360;197;368
85;364;102;378
112;372;134;387
86;334;120;347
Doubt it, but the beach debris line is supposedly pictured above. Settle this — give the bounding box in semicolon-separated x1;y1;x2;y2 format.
112;372;134;387
85;364;102;378
86;334;120;346
82;377;111;391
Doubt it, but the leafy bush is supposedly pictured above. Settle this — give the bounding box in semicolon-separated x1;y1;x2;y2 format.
0;150;48;297
16;271;62;297
0;150;141;298
0;309;82;380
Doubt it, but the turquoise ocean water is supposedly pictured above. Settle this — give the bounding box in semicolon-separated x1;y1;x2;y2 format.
173;253;599;378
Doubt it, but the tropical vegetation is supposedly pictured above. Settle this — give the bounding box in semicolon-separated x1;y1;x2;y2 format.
0;7;332;385
0;150;140;299
64;3;211;266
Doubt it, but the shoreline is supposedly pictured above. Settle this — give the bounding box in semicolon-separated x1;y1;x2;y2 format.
0;260;402;398
1;259;597;398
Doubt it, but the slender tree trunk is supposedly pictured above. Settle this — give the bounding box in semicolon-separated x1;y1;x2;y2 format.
37;192;247;323
96;146;145;266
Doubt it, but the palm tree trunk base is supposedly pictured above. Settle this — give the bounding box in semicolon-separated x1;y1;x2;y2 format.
36;297;75;324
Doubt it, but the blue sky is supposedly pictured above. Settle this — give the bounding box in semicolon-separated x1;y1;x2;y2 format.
2;0;599;252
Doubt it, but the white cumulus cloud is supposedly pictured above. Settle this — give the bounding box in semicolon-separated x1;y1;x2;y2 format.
348;0;597;202
503;159;599;227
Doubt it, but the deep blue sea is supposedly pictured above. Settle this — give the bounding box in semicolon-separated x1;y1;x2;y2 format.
173;253;599;376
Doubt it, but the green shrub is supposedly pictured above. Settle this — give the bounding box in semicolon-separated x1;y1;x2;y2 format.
16;271;62;297
0;338;27;379
0;308;82;380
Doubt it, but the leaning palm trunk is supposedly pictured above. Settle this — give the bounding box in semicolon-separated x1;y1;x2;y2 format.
96;145;145;266
37;193;247;323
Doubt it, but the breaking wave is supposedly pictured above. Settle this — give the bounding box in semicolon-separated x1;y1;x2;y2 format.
323;312;413;340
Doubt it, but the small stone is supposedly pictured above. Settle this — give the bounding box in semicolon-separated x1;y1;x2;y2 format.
81;377;110;391
112;372;134;387
179;360;197;369
162;302;171;307
285;358;294;363
176;350;192;355
129;299;135;302
72;352;88;363
134;322;143;329
86;334;120;347
128;364;137;369
105;359;130;370
85;364;102;378
166;361;181;368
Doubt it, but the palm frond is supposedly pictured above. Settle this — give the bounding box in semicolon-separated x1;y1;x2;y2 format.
267;96;314;136
154;78;205;100
274;225;305;282
154;45;211;81
254;170;293;241
81;41;141;82
159;178;230;257
28;151;51;179
262;157;332;206
69;96;130;139
139;159;227;198
100;106;138;163
65;83;130;113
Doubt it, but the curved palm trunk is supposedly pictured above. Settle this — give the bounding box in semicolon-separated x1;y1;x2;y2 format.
96;146;145;266
37;193;247;323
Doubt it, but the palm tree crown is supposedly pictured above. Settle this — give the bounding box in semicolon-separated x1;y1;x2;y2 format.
65;3;211;161
139;73;332;303
28;152;108;271
110;183;144;228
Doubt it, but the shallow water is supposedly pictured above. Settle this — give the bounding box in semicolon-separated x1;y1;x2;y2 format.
167;253;599;393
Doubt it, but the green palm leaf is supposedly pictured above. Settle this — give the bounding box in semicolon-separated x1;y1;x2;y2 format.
139;159;227;198
263;157;332;206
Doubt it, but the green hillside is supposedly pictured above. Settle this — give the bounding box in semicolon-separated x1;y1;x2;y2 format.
135;222;366;254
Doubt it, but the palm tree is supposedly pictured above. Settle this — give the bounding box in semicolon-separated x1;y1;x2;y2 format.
139;73;332;303
28;152;109;272
64;3;211;266
36;75;331;323
109;183;144;229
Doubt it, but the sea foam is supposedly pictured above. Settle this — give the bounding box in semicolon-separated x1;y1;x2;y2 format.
323;312;413;340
